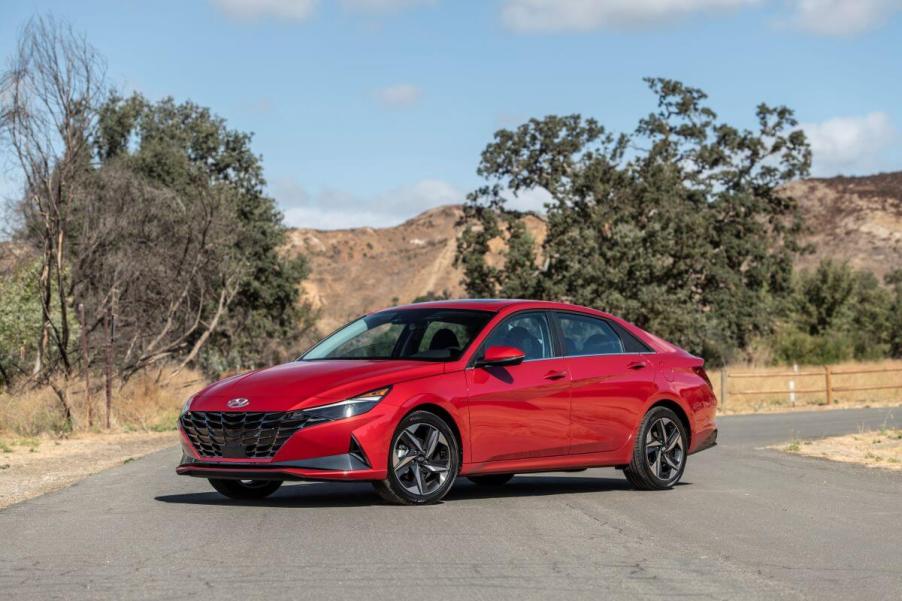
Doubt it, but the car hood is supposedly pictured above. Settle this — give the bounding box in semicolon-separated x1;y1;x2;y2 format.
189;360;446;412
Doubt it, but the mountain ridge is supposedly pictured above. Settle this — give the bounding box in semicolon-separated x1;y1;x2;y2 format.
287;173;902;333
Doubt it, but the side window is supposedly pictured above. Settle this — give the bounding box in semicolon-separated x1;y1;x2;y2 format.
557;313;624;356
482;313;553;361
608;320;652;353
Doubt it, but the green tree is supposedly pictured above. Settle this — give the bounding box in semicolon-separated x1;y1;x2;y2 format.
457;79;811;363
773;260;893;364
886;269;902;358
86;94;313;374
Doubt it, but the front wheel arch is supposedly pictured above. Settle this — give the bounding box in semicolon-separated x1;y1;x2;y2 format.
399;402;464;467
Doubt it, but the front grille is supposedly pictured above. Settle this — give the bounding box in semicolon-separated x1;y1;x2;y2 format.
180;411;307;458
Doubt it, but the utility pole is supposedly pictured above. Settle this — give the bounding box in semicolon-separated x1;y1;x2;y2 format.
79;303;91;427
105;289;117;429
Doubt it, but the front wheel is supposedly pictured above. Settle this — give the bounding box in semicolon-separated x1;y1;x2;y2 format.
623;407;687;490
373;410;459;505
209;478;282;500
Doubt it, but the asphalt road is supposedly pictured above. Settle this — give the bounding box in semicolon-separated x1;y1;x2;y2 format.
1;406;899;601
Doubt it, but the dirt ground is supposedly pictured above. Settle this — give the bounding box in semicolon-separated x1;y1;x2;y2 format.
0;431;178;509
774;428;902;471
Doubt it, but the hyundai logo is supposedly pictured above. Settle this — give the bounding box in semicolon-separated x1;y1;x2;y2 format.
227;398;250;409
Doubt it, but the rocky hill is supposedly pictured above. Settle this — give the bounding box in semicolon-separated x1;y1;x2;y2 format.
286;172;902;333
785;172;902;280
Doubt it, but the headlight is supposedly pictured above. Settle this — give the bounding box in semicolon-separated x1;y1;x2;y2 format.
298;387;390;423
180;395;195;417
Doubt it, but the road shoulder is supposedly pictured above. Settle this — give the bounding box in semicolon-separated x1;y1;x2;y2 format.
0;431;178;509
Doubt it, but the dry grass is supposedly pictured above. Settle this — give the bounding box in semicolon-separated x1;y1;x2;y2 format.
0;367;206;438
774;427;902;471
708;359;902;415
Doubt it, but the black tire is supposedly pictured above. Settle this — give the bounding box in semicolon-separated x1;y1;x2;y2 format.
623;406;688;491
209;478;283;500
373;410;460;505
467;474;514;486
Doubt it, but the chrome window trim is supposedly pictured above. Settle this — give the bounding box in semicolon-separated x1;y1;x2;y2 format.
562;350;657;359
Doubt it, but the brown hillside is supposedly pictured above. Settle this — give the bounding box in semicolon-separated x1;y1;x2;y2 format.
288;172;902;334
285;205;545;333
785;172;902;280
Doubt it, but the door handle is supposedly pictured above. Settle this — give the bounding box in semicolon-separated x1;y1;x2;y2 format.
544;370;568;381
627;360;650;370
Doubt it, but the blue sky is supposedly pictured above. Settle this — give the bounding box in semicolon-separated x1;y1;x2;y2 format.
1;0;901;228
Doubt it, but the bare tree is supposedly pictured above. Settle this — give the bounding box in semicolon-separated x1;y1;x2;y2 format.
0;16;108;423
69;162;247;381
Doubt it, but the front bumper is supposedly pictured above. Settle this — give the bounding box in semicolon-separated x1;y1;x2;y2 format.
176;452;385;481
176;402;399;481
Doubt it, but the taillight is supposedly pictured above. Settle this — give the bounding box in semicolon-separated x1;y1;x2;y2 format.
693;366;713;390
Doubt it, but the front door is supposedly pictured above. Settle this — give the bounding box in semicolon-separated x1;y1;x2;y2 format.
466;312;571;463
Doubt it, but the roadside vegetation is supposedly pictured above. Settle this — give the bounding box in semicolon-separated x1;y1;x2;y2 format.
1;16;899;444
0;17;312;435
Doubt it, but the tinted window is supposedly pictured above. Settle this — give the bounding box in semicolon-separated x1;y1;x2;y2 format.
303;309;493;361
608;320;652;353
481;312;553;361
558;313;624;356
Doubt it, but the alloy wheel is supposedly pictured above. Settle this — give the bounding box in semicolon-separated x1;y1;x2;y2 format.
645;416;684;482
392;422;452;496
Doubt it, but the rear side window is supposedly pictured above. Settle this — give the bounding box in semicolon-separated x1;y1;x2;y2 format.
608;320;653;353
557;313;624;356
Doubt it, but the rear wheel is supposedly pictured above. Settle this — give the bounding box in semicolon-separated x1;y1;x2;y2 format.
623;406;687;490
373;410;459;505
209;478;283;500
467;474;514;486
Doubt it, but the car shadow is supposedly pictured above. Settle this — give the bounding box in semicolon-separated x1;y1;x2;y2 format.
155;473;686;508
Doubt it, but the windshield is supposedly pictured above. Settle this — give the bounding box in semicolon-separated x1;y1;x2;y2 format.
302;308;494;362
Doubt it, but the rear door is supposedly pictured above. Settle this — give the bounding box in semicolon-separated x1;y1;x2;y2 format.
465;311;571;463
553;312;657;454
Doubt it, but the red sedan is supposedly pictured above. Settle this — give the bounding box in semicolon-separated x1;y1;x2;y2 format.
177;300;718;504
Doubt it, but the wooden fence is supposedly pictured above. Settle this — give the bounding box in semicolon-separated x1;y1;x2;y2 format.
715;362;902;411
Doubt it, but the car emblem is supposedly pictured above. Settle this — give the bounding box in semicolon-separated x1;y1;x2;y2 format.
227;398;250;409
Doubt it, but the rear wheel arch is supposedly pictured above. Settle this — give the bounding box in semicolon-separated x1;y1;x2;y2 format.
648;399;691;448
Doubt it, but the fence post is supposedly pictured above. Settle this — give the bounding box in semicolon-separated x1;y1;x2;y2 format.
824;365;833;406
79;303;91;428
720;366;727;411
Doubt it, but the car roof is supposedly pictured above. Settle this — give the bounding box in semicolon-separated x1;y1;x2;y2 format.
379;298;613;317
370;299;681;355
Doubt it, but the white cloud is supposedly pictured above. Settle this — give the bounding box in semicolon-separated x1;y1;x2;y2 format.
505;187;554;213
211;0;318;21
374;83;422;108
274;178;463;229
784;0;902;36
501;0;759;32
802;112;896;175
339;0;436;13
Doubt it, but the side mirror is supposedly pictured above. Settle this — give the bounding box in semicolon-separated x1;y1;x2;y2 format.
476;345;525;368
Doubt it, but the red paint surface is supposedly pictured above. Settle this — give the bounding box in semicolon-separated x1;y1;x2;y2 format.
178;300;717;481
